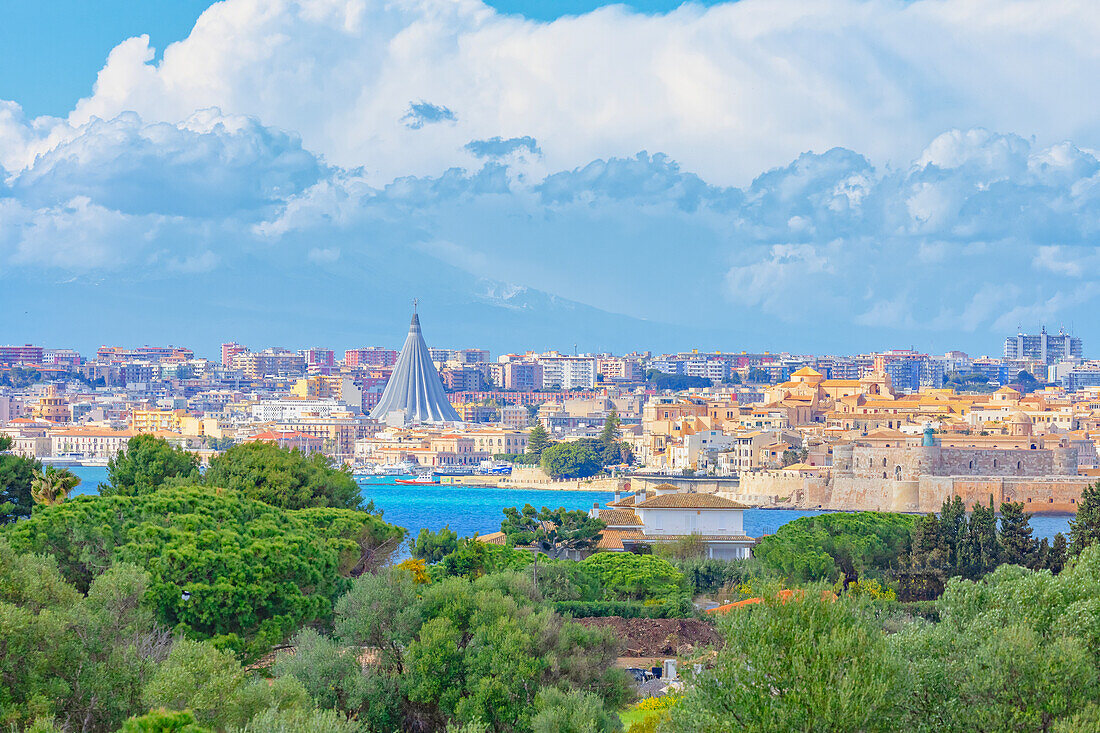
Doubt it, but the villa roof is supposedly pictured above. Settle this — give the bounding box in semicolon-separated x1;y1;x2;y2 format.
596;529;645;550
634;493;749;510
597;509;642;526
791;367;823;377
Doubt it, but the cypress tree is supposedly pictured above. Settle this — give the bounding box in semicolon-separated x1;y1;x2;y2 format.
527;422;550;459
961;496;999;579
1036;537;1051;571
1068;481;1100;556
998;501;1036;568
1049;532;1068;574
939;496;967;575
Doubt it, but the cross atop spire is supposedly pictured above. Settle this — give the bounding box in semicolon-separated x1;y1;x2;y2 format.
413;298;419;313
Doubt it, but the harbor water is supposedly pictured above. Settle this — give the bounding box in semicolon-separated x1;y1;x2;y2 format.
60;464;1074;544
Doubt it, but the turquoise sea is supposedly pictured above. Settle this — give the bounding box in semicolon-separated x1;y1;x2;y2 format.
59;464;1073;543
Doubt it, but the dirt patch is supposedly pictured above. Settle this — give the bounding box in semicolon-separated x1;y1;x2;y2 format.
575;616;722;657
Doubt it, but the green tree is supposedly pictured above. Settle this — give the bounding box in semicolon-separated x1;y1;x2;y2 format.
413;524;460;563
2;487;403;656
0;550;170;732
117;709;211;733
999;500;1037;568
230;707;365;733
531;688;621;733
30;465;81;506
667;594;906;732
502;504;605;561
203;441;362;510
754;512;914;583
938;495;968;574
103;435;200;496
894;548;1100;731
1069;481;1100;556
527;422;551;459
274;569;629;733
540;441;602;479
142;639;246;729
501;504;605;589
598;409;620;449
579;552;684;602
1048;532;1068;574
0;450;40;522
434;538;532;581
958;496;999;579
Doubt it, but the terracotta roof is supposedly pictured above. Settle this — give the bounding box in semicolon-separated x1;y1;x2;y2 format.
476;531;508;546
791;367;822;377
634;493;749;509
608;491;653;507
597;509;642;526
596;529;645;550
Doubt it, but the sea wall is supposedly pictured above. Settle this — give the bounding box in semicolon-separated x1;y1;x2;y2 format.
627;475;742;495
918;476;1090;514
721;470;1091;514
497;465;624;492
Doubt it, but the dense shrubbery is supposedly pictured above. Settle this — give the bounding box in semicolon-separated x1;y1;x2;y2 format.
271;568;630;732
580;552;686;602
0;435;41;523
0;550;168;732
2;487;403;654
102;436;363;511
101;434;201;496
6;431;1099;732
754;511;914;583
431;537;533;580
553;599;693;619
669;546;1100;732
203;441;362;510
673;557;764;595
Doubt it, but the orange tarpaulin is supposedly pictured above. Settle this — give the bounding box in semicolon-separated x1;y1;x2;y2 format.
706;589;835;615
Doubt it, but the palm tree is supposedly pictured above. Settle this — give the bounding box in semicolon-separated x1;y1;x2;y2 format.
31;466;81;506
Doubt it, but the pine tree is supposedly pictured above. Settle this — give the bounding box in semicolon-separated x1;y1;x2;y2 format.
939;496;967;575
1049;532;1068;574
998;501;1036;568
527;422;550;459
961;496;999;579
1068;481;1100;556
598;408;623;465
598;408;620;447
1036;537;1050;571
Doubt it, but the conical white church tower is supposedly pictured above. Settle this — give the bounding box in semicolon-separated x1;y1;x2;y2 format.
369;306;461;425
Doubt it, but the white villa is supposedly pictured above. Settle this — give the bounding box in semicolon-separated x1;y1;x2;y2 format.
592;484;755;560
479;483;756;560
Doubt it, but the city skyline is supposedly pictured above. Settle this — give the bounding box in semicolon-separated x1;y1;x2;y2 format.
4;0;1100;354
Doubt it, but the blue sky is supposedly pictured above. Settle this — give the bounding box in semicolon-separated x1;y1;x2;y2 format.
2;0;1099;358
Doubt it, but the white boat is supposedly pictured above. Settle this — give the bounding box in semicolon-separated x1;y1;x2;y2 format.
377;460;418;476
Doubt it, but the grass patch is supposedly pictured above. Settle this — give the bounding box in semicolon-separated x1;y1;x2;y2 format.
618;708;655;730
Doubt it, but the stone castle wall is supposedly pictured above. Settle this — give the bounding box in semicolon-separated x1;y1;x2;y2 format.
846;445;1068;480
728;470;1090;514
